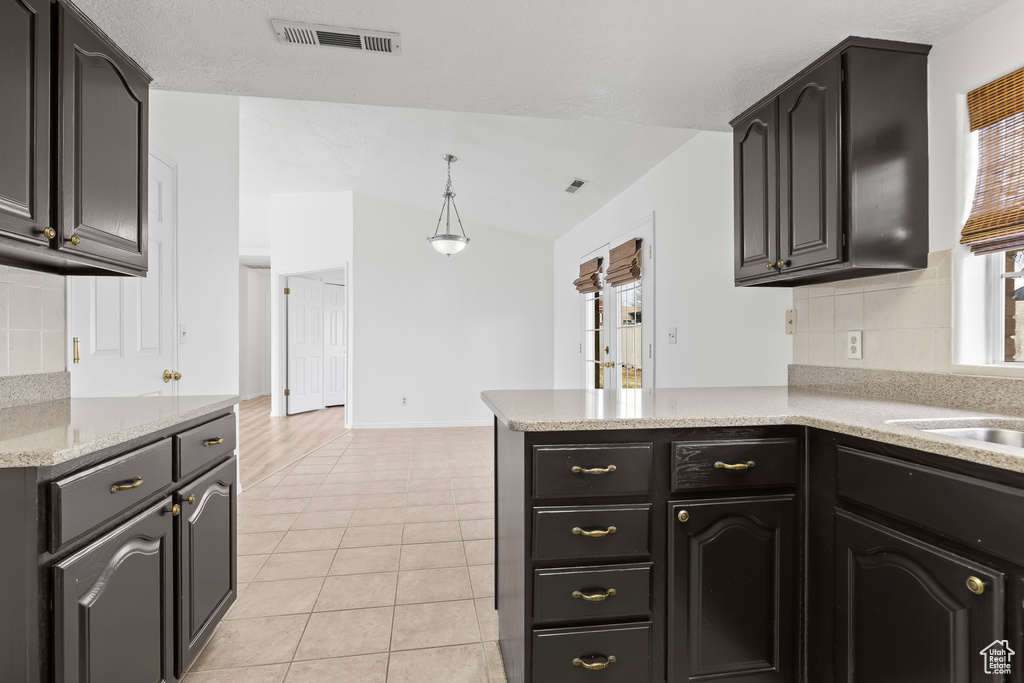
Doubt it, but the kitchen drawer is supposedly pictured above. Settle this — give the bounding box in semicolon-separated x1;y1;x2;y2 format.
50;439;173;553
176;413;236;480
534;563;652;624
533;505;650;561
533;622;651;683
671;437;798;492
533;443;652;499
837;446;1024;566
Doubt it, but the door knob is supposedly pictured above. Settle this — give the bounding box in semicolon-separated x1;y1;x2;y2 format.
173;372;182;381
163;370;183;383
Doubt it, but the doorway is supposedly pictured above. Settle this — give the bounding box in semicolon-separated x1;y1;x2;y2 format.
284;269;348;415
68;152;178;396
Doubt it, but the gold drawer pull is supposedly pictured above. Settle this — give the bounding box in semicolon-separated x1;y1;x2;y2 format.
573;655;617;670
967;576;985;595
715;460;756;471
572;526;616;537
571;588;617;601
110;476;143;493
203;437;224;447
571;465;617;475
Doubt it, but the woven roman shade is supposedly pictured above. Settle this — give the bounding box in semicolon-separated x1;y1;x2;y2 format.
606;238;642;286
574;257;602;294
962;66;1024;254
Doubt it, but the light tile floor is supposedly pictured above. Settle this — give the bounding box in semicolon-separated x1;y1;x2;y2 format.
183;426;506;683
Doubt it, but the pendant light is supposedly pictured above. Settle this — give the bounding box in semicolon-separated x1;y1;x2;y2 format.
427;154;470;256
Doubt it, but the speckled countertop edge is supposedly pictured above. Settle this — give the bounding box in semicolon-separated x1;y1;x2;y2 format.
0;395;239;469
480;389;1024;476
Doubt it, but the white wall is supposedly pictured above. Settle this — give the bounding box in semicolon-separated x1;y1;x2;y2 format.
554;132;792;389
149;91;240;396
928;0;1024;253
268;192;354;416
239;266;271;399
351;193;554;427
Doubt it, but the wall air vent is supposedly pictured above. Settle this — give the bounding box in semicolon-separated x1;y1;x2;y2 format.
271;20;401;55
565;178;588;194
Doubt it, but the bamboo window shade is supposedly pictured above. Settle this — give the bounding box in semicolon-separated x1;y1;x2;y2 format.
574;257;603;294
962;65;1024;254
606;238;642;286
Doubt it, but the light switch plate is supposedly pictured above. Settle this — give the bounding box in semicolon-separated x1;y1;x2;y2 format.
668;327;677;344
785;309;796;335
847;330;862;359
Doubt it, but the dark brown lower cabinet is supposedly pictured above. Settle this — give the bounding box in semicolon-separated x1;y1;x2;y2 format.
533;622;652;683
53;498;175;683
668;495;796;683
177;458;237;675
835;511;1005;683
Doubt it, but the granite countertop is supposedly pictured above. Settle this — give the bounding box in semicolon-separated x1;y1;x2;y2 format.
481;387;1024;475
0;395;239;468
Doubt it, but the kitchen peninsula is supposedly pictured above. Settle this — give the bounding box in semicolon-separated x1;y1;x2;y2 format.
484;383;1024;682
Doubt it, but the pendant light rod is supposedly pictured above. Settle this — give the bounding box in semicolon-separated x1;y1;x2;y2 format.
428;153;471;255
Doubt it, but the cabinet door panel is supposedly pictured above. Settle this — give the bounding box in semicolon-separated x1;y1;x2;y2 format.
178;457;237;675
779;57;841;272
669;496;795;683
57;2;149;272
733;99;778;281
835;511;1005;683
54;499;174;683
0;0;49;243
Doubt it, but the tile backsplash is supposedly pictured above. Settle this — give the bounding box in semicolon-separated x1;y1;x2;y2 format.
792;250;952;373
0;265;66;376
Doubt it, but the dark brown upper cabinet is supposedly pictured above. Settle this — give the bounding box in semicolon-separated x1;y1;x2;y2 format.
732;37;930;287
0;0;151;276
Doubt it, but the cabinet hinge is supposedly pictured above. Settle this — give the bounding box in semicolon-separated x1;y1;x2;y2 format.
284;389;290;396
284;287;290;295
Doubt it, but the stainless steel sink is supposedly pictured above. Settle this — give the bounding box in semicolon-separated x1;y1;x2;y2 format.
923;427;1024;448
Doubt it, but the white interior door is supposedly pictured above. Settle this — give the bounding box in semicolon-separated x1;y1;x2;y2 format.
323;283;346;407
69;153;177;397
286;276;324;414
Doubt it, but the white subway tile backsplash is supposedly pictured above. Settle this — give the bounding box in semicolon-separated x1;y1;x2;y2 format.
863;289;898;330
808;297;835;331
0;283;7;330
834;293;864;330
794;299;809;333
0;266;66;377
898;262;938;288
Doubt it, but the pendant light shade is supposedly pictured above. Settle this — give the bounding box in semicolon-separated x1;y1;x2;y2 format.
428;154;470;256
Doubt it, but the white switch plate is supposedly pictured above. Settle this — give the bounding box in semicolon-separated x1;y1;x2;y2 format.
179;324;188;345
785;309;796;335
847;330;862;359
667;327;677;344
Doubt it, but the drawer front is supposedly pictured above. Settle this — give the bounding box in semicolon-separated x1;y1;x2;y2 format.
176;413;236;480
837;446;1024;566
672;437;798;492
533;622;651;683
533;443;652;499
534;563;652;624
534;505;650;561
51;439;173;552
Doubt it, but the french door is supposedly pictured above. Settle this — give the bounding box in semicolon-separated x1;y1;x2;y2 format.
581;215;654;390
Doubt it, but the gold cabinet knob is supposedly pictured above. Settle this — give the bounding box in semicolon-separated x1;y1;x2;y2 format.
967;576;985;595
186;494;195;505
766;261;774;270
776;259;785;269
677;510;689;523
171;504;181;517
43;227;56;239
68;234;81;246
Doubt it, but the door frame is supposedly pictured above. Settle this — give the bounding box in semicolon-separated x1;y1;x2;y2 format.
579;213;656;390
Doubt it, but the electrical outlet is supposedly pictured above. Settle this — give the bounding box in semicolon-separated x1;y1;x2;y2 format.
847;331;862;360
667;327;677;344
785;309;796;335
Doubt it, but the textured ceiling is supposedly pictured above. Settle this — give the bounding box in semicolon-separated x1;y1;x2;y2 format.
238;98;698;245
75;0;1004;130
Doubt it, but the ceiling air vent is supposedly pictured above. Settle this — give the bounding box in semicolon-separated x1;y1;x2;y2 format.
271;20;401;55
565;178;588;194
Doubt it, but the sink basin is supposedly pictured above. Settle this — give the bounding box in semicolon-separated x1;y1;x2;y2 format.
922;427;1024;448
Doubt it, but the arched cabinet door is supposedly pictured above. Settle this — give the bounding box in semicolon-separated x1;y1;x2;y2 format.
0;0;50;245
668;495;796;682
55;1;151;274
733;99;779;282
176;457;238;675
53;499;175;683
835;511;1005;683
